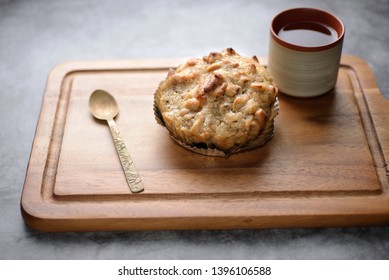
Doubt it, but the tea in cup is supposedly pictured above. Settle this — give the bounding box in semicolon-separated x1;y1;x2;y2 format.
268;8;345;97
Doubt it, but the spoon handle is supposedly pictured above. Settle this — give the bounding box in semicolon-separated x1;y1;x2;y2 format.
107;119;144;193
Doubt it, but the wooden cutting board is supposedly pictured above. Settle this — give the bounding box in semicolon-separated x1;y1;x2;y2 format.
21;56;389;232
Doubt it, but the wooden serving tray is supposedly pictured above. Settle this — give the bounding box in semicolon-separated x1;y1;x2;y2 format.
21;56;389;232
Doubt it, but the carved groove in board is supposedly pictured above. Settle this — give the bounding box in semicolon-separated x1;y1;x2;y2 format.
41;74;74;202
346;67;388;192
42;65;383;203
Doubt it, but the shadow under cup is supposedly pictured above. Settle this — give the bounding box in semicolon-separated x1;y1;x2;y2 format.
268;8;345;97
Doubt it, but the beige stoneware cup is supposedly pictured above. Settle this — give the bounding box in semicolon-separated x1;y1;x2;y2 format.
268;8;345;97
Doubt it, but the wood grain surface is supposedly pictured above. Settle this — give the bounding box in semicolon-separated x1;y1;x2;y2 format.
21;56;389;232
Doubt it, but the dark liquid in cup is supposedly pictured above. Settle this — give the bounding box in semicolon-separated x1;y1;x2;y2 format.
278;21;338;47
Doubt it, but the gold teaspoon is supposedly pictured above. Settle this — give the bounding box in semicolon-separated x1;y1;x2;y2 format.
88;89;144;193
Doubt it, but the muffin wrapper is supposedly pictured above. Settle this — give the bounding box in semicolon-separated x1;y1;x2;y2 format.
154;97;279;157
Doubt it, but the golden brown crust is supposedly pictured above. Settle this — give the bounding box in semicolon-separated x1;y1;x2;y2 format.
154;48;278;154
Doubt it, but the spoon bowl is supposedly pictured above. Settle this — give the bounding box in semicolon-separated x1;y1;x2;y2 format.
88;89;119;121
88;89;144;193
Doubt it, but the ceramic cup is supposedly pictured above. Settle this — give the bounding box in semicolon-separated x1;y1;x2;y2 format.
268;7;345;97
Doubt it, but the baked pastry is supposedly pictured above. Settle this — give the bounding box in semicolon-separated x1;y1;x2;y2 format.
154;48;279;156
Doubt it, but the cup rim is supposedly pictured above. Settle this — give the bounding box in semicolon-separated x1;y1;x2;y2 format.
270;7;345;52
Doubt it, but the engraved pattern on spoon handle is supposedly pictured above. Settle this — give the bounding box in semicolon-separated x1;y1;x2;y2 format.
107;119;144;193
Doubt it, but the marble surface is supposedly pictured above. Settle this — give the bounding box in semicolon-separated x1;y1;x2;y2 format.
1;0;389;259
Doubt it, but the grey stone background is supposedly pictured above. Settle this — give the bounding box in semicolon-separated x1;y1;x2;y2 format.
1;0;388;259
